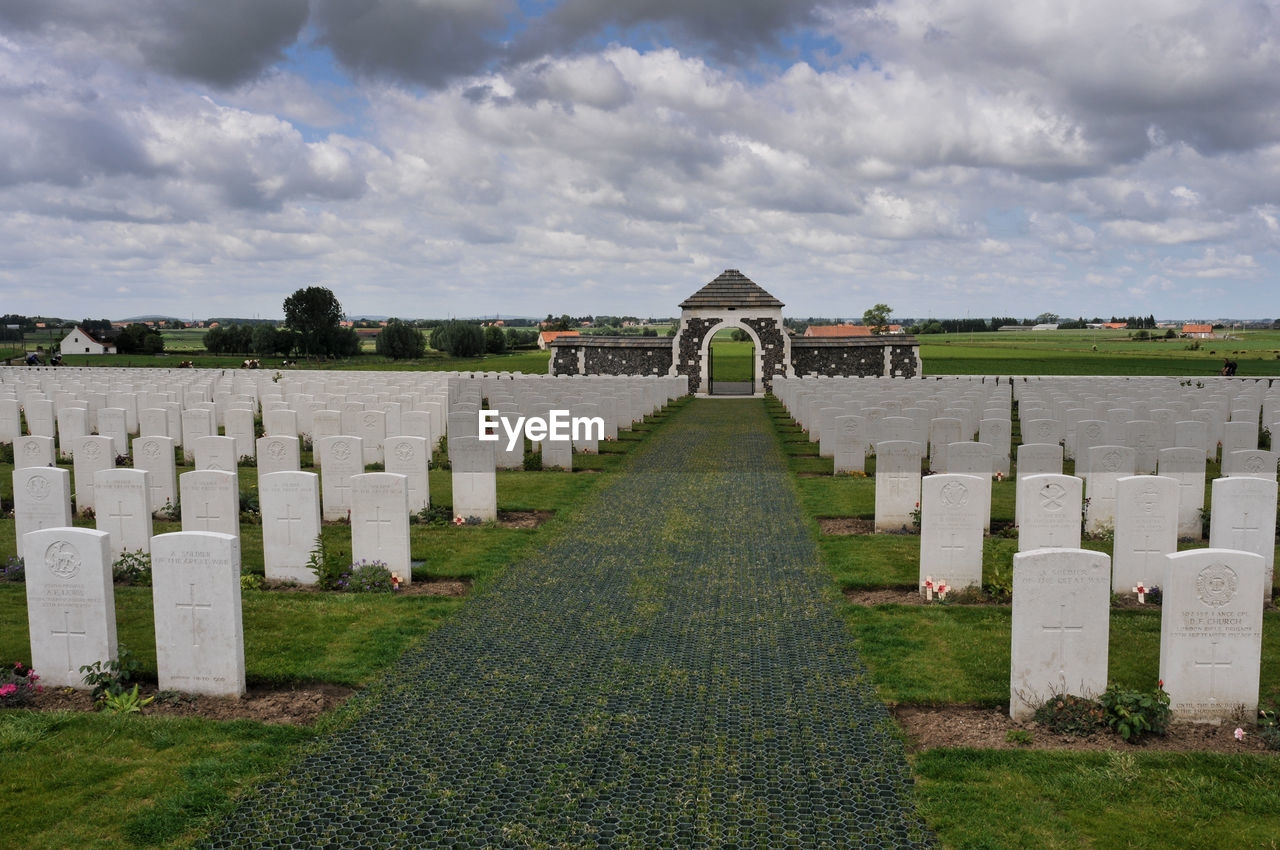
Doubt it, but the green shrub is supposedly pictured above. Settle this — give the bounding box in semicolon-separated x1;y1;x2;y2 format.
523;450;543;471
102;684;154;715
80;645;142;706
1033;693;1107;736
330;560;398;593
983;559;1013;602
112;550;152;586
1100;683;1171;742
307;536;349;590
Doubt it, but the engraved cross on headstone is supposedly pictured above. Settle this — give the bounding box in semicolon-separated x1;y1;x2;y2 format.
1135;534;1164;565
1193;640;1233;704
367;505;392;546
1042;602;1084;676
174;582;213;647
105;498;131;538
1232;511;1259;547
277;503;303;546
193;500;218;531
50;610;87;673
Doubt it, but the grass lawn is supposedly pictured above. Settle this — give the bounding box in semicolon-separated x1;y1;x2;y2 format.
765;395;1280;848
710;337;755;383
921;328;1280;376
0;399;683;848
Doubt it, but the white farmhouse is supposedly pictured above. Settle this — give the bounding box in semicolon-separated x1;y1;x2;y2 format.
60;326;117;355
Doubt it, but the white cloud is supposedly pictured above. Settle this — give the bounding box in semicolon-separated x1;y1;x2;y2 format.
0;1;1278;320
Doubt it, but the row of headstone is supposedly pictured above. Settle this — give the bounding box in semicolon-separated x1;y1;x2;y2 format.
1010;546;1264;727
22;526;245;697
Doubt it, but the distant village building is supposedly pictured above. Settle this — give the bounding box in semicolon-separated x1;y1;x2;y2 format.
60;326;117;355
1182;323;1215;339
538;330;580;350
803;324;903;337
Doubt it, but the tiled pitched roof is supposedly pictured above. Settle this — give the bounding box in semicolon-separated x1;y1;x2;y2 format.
679;269;784;310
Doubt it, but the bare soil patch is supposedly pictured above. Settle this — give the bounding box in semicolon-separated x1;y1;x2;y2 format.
894;704;1274;754
30;682;354;725
263;578;472;597
843;587;1007;606
818;516;876;535
497;509;554;529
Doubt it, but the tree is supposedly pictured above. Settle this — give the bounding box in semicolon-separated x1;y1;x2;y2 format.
251;324;279;357
283;286;345;358
862;303;893;335
1034;312;1060;324
376;320;426;360
115;323;164;355
484;325;507;355
429;321;485;357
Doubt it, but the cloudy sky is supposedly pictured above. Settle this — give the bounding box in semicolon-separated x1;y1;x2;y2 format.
1;0;1278;322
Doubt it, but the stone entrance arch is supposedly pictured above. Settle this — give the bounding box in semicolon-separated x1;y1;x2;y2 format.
699;318;761;396
670;269;791;397
548;268;921;385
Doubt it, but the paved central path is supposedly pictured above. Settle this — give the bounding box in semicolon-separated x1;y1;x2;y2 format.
206;399;934;848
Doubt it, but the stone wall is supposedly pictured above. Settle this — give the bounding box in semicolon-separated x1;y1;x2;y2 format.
550;337;673;378
675;318;719;394
742;317;788;391
790;337;921;379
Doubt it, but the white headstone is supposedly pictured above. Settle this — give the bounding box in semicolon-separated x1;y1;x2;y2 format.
833;415;868;475
919;474;985;592
1208;476;1278;595
450;435;497;522
224;407;257;461
316;435;365;521
1159;548;1264;724
384;436;431;514
15;435;56;469
72;435;115;514
1017;474;1083;551
13;466;73;545
194;435;238;472
93;468;154;560
357;409;387;465
259;471;322;584
1112;475;1179;593
350;473;412;584
179;470;240;539
1158;447;1207;540
151;531;246;697
97;408;129;458
1009;547;1110;720
1014;443;1062;528
874;440;922;532
256;435;301;477
1083;445;1136;534
22;527;117;688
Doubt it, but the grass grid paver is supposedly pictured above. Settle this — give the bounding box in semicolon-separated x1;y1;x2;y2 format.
202;399;934;848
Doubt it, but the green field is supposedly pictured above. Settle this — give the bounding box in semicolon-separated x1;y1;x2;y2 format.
920;328;1280;376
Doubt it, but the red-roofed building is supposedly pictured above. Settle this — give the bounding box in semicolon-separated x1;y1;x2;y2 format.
538;330;580;350
1182;324;1215;338
59;326;117;355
